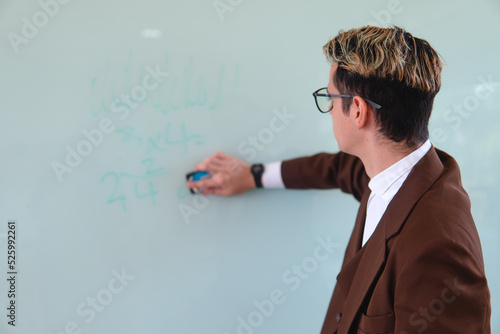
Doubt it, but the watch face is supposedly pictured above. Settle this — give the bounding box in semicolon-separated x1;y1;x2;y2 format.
252;164;263;174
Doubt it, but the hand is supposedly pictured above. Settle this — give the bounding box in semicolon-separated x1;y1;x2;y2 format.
187;151;256;196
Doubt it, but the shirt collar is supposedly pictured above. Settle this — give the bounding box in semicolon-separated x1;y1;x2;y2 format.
368;139;432;201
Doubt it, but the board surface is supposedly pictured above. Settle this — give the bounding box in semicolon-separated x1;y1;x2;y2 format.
0;0;499;333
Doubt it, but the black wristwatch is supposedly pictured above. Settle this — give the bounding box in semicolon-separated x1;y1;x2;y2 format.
251;164;265;188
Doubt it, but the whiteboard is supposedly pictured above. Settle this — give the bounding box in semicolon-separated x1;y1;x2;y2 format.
0;0;498;333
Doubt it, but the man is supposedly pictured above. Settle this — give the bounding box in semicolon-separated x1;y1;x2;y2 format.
188;26;491;333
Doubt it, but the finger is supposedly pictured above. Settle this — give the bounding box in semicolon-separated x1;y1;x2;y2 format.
205;156;228;170
205;160;226;172
194;157;212;171
187;180;213;191
188;175;225;190
194;153;227;171
213;151;230;160
202;187;231;197
201;187;218;195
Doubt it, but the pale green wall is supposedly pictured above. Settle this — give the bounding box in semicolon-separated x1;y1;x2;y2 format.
0;0;498;333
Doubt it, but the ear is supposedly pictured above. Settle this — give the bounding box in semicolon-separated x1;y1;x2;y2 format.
352;96;369;130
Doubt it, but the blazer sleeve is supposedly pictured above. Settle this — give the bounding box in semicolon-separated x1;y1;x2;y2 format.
281;152;370;202
394;238;491;334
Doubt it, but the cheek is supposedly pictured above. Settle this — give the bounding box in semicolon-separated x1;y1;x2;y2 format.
331;115;340;137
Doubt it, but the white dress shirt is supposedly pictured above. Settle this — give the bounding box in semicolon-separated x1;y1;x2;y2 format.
261;140;432;246
362;140;431;245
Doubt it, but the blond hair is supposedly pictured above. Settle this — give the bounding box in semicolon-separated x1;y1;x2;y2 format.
323;26;443;93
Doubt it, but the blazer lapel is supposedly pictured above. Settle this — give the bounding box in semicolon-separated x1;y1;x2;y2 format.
334;147;444;333
384;147;444;239
337;212;387;334
321;189;369;334
342;190;369;265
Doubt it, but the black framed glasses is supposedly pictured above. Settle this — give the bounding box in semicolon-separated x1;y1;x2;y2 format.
312;87;382;113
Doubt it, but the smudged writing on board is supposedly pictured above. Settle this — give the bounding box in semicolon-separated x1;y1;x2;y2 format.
52;63;168;183
101;122;205;210
89;53;236;209
115;122;206;159
101;158;166;211
90;55;238;117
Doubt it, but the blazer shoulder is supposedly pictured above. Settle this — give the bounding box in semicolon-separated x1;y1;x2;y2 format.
395;178;485;271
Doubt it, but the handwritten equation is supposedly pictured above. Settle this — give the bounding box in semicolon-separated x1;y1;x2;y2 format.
91;54;238;210
90;54;239;117
100;122;205;211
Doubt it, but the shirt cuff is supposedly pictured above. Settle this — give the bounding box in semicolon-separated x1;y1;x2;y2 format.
262;162;285;189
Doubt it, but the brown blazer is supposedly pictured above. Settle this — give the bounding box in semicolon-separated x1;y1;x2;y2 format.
281;147;491;334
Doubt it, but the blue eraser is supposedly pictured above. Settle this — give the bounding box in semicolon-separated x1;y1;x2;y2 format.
186;171;212;193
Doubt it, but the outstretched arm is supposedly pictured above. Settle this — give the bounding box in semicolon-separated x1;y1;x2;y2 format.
187;151;369;200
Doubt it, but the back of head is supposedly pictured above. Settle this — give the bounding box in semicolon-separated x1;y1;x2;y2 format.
324;26;443;148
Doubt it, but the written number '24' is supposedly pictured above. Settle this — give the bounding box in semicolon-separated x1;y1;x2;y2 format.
101;158;165;211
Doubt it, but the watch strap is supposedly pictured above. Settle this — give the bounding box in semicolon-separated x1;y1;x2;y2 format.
251;164;264;188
